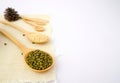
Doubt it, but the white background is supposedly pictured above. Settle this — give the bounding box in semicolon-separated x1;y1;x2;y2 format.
0;0;120;83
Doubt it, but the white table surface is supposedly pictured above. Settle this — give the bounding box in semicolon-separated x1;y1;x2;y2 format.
0;0;120;83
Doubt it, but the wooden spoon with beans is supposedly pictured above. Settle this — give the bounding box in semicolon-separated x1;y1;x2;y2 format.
0;28;54;72
0;20;49;44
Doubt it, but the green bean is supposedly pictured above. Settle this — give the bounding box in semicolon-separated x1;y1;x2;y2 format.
26;50;53;70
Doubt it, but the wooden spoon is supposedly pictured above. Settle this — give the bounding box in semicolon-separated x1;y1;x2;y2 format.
0;20;49;44
21;16;49;25
0;28;54;73
21;16;48;31
24;20;45;31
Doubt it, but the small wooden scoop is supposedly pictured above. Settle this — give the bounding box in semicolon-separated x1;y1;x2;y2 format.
0;20;49;44
0;28;54;72
23;20;45;31
21;16;49;31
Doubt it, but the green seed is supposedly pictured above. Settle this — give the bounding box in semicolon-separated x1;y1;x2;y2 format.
22;34;25;36
4;43;7;45
32;42;35;44
26;50;53;70
21;53;23;55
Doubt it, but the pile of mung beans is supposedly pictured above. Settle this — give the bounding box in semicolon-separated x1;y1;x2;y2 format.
26;50;53;70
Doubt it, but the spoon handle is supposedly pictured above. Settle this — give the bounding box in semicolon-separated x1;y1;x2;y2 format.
0;28;27;52
0;20;28;34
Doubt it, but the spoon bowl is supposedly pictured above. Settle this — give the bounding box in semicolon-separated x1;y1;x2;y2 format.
24;50;54;73
27;32;49;44
23;20;45;31
21;16;48;31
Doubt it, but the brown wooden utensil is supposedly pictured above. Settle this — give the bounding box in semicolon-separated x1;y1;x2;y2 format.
0;28;54;73
21;16;49;31
0;20;49;44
